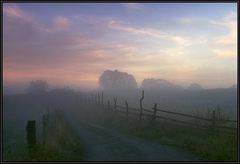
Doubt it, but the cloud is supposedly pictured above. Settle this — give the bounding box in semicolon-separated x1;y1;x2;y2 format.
170;36;192;46
3;4;47;44
108;20;165;37
3;7;203;88
3;4;29;19
3;4;107;89
108;20;193;46
75;15;205;47
212;49;235;58
3;4;91;64
210;11;237;45
3;5;146;87
3;4;71;34
75;15;195;47
3;5;140;67
210;11;237;59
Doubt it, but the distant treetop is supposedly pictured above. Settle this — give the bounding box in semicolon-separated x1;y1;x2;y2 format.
187;83;203;90
27;80;48;93
98;70;138;90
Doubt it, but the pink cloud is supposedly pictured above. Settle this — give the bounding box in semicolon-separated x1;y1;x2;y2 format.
3;4;27;19
3;4;96;66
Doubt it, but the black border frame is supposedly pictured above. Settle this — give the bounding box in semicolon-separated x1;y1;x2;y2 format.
1;1;239;163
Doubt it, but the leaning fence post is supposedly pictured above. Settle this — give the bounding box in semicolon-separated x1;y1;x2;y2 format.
152;103;157;121
113;97;117;112
108;100;110;110
26;120;36;158
139;90;144;120
125;100;129;120
212;110;216;134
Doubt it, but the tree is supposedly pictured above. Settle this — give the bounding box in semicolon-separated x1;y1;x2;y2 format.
187;83;203;90
98;70;138;90
27;80;48;93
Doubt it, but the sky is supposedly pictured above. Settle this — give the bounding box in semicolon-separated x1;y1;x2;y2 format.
3;3;237;93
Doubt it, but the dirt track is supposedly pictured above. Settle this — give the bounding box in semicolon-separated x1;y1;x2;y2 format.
65;108;200;161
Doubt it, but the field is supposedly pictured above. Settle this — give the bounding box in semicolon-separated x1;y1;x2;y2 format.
2;88;238;161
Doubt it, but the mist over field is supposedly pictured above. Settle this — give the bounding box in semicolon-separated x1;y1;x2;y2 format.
3;69;237;124
3;69;237;144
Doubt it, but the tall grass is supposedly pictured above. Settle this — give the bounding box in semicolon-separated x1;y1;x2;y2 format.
4;109;85;161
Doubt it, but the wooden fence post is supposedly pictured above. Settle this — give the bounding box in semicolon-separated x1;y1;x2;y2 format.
139;90;144;120
101;91;104;109
212;110;216;134
89;95;91;104
26;120;36;158
108;100;110;110
98;92;100;105
91;94;94;104
42;114;47;147
79;95;82;102
113;97;117;112
95;94;97;104
125;100;129;120
47;108;50;127
152;103;157;121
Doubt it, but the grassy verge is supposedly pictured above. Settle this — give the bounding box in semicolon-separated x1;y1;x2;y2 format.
93;109;237;161
4;110;85;161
